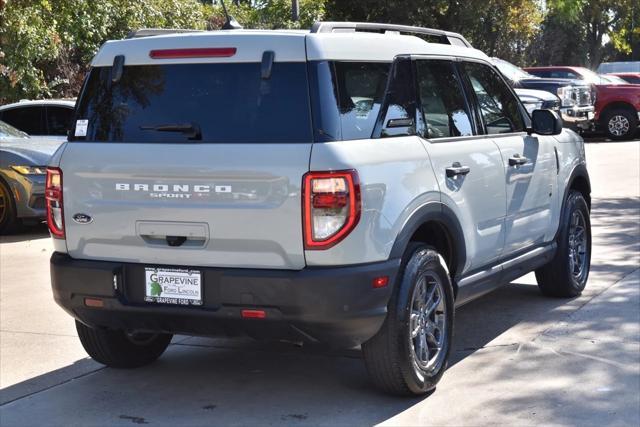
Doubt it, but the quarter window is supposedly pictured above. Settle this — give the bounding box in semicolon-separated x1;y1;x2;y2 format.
333;62;390;140
416;60;474;139
463;62;525;134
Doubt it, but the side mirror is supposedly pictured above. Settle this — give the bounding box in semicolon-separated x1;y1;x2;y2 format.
528;109;563;136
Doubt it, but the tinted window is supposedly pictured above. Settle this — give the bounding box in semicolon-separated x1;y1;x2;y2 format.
622;76;640;84
73;63;312;143
1;106;45;135
416;60;473;138
463;62;525;134
47;106;73;136
376;57;416;138
334;62;390;140
550;71;578;79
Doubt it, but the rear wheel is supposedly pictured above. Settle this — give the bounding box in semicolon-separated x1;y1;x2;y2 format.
0;179;19;235
362;245;454;395
603;108;638;141
535;190;591;297
76;321;172;368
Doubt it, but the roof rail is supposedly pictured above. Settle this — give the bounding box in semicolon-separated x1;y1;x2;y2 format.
126;28;204;39
310;21;472;48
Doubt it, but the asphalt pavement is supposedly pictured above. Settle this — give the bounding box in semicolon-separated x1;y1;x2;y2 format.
0;139;638;426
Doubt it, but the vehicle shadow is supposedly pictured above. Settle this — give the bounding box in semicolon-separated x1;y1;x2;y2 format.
0;282;602;426
0;196;638;426
0;223;49;244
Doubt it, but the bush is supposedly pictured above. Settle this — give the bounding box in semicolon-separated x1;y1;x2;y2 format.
0;0;327;103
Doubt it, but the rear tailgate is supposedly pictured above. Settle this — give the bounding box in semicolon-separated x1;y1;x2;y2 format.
60;32;312;269
61;143;309;269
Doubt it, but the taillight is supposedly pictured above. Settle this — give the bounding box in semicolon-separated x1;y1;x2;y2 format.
46;167;64;238
303;170;360;250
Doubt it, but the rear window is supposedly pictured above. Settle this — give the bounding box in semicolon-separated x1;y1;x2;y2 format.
72;62;312;143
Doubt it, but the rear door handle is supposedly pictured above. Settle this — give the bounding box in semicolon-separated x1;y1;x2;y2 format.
509;154;528;166
445;162;471;178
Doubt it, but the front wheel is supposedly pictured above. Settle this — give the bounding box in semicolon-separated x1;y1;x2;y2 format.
535;190;591;297
76;321;173;368
362;245;454;395
0;179;19;235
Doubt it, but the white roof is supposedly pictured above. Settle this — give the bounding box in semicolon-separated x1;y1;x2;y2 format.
0;99;76;110
91;29;489;67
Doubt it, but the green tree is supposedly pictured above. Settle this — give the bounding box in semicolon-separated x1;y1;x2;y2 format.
325;0;542;64
1;0;210;102
0;0;327;102
545;0;636;66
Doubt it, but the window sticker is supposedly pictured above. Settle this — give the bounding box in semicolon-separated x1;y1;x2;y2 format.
75;119;88;137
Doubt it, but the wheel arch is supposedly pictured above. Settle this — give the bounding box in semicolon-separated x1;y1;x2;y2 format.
567;164;591;210
600;101;636;120
389;203;466;296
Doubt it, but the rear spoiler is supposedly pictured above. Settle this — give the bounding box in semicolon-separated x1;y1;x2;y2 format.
127;28;204;39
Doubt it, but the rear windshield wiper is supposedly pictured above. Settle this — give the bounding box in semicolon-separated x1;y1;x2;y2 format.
139;122;201;140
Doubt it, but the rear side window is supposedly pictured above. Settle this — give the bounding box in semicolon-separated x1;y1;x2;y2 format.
463;62;525;134
308;61;390;141
1;106;45;135
334;62;390;140
416;60;474;138
621;75;640;84
46;106;73;136
72;62;312;143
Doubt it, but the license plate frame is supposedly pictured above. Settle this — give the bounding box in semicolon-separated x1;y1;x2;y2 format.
144;267;203;306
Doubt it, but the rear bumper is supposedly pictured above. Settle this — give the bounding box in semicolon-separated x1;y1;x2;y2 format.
50;252;400;348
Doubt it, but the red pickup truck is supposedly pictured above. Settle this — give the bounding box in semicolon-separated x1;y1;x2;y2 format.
524;66;640;140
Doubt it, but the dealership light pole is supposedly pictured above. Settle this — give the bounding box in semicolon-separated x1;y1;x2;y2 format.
292;0;299;21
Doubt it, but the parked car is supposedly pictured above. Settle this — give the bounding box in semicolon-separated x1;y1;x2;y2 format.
606;72;640;85
0;121;64;233
525;66;640;140
48;22;591;396
0;99;75;141
513;88;561;116
597;61;640;74
491;58;594;131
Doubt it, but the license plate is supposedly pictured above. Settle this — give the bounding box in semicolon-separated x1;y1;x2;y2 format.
145;267;202;306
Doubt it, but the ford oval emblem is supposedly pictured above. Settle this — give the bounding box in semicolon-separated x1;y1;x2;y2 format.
72;213;93;224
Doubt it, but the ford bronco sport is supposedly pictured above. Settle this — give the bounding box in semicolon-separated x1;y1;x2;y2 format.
48;22;592;396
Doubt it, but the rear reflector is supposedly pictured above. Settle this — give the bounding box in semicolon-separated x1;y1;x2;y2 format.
84;298;104;308
149;47;237;59
241;309;266;319
372;276;389;288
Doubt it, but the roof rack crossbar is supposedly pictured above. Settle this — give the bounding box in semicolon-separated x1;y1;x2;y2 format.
310;21;472;48
126;28;205;39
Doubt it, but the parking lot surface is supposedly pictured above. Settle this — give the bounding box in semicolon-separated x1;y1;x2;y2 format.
1;139;638;426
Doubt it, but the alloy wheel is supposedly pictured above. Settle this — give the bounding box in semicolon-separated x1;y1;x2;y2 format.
568;210;588;283
0;184;7;225
608;115;630;137
409;272;447;374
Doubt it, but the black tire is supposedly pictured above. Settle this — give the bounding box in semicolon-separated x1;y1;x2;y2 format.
0;179;19;235
76;321;173;368
535;190;591;297
602;108;638;141
362;244;454;396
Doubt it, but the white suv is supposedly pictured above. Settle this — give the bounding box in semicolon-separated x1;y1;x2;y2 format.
47;22;591;396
